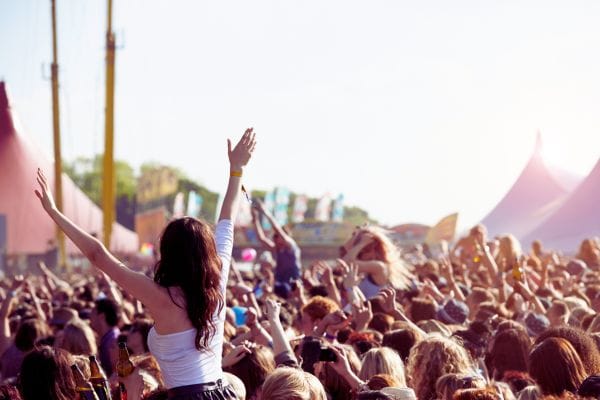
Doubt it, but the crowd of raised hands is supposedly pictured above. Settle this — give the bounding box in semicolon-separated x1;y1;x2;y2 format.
3;227;599;399
2;128;600;399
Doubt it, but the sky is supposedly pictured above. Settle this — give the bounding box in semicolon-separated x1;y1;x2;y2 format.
1;0;600;229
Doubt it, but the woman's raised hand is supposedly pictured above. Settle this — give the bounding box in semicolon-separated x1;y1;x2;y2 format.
34;169;56;212
228;128;257;171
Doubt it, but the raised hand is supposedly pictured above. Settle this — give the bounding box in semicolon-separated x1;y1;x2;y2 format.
352;300;373;331
222;343;252;368
342;263;360;290
228;128;257;171
265;298;281;322
34;169;56;212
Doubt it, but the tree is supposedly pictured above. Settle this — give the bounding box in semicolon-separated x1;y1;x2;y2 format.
63;155;137;229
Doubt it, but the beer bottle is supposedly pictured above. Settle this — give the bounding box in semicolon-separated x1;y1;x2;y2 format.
71;364;100;400
89;355;112;400
116;342;135;378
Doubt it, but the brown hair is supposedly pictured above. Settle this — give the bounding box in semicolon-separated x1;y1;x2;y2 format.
224;345;275;399
154;217;224;351
301;296;339;321
410;298;437;322
18;346;77;400
382;328;421;362
485;329;531;380
367;374;402;390
55;319;97;356
453;387;501;400
529;337;587;395
535;326;600;375
369;313;395;335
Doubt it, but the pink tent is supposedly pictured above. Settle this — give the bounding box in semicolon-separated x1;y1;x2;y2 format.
522;158;600;252
0;81;138;255
480;133;581;240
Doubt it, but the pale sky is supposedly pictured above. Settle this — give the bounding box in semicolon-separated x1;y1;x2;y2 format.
1;1;599;229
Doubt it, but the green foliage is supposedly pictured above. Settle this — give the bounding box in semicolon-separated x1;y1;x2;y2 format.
64;155;137;229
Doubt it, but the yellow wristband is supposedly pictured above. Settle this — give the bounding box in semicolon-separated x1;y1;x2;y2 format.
230;170;243;177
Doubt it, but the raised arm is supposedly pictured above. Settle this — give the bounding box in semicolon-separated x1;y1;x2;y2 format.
218;128;256;222
34;169;167;311
255;199;295;247
251;208;276;251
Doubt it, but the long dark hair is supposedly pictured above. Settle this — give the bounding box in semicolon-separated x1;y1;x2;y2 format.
18;346;76;400
154;217;224;351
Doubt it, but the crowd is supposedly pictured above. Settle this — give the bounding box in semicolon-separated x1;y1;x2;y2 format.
1;129;600;399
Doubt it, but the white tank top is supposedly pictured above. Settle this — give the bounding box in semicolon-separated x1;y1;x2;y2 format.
147;219;233;389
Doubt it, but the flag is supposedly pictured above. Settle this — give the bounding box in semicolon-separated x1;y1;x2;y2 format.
425;213;459;245
274;187;290;226
262;190;276;230
292;195;308;223
186;190;203;218
173;192;185;218
315;194;332;222
332;194;345;222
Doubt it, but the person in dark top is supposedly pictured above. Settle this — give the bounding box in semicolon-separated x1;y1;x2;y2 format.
252;199;301;299
90;298;121;376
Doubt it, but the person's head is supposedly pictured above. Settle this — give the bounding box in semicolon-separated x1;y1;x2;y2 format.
517;386;540;400
260;367;327;400
346;226;412;289
153;217;224;351
300;296;339;336
466;289;495;319
453;387;502;400
15;318;50;352
224;345;275;399
535;326;600;375
90;298;120;335
546;301;569;328
359;347;406;386
496;235;522;268
55;319;97;356
369;313;395;335
18;346;76;400
469;225;487;243
406;335;474;400
435;373;486;400
382;328;421;362
529;337;587;396
127;319;153;355
223;372;246;400
485;328;531;380
367;374;403;390
410;298;437;322
317;345;361;400
272;231;289;250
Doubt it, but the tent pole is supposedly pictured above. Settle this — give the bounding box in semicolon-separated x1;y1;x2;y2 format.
103;0;116;249
50;0;67;271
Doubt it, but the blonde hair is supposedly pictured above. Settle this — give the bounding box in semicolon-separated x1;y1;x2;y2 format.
359;347;406;386
406;335;474;400
260;367;327;400
435;373;485;400
357;226;413;290
56;319;97;356
496;234;522;269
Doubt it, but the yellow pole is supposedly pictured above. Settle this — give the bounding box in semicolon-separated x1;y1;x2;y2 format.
103;0;116;248
50;0;67;270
